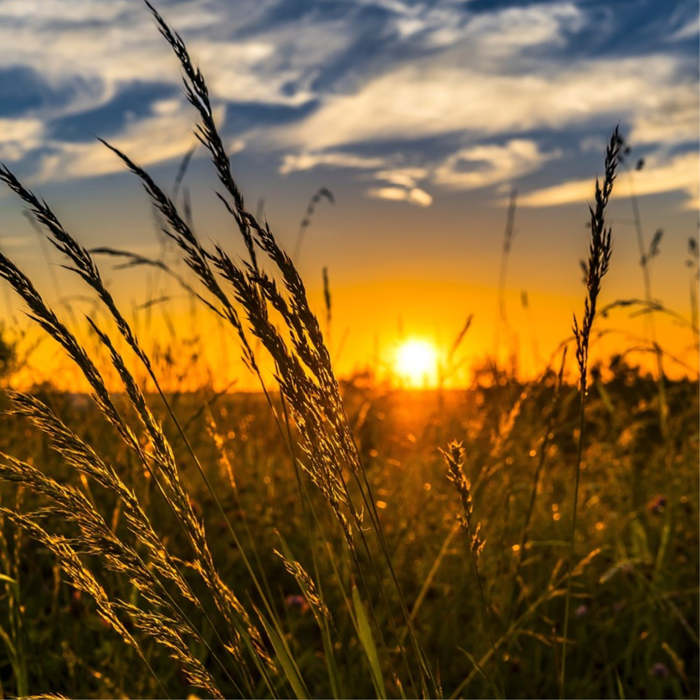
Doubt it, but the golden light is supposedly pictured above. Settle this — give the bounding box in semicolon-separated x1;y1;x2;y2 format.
393;338;439;387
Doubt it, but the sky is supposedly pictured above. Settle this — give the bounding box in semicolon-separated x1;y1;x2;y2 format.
0;0;697;389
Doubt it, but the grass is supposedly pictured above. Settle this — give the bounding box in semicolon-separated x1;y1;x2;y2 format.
0;2;696;698
562;126;622;697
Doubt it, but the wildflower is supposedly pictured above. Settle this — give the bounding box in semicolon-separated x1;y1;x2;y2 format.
574;604;588;617
285;594;309;614
649;662;669;679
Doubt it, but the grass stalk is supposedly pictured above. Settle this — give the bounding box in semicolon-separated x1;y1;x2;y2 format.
560;126;623;697
626;167;668;435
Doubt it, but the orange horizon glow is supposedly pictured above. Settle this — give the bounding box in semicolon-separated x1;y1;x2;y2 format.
3;295;697;395
392;338;441;388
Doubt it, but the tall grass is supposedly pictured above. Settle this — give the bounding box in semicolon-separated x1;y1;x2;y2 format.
625;159;668;434
561;126;622;696
0;3;434;695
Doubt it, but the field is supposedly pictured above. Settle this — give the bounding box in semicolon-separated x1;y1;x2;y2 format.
0;375;696;698
0;3;697;699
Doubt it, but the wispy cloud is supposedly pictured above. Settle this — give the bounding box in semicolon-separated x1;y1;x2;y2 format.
433;140;558;191
374;167;429;188
0;0;133;22
36;103;231;182
0;118;44;161
280;54;691;151
367;185;433;207
366;166;431;206
279;150;386;174
629;86;698;146
669;16;698;41
0;0;696;210
519;151;699;209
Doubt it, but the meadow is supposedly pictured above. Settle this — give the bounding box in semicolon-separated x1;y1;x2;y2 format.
0;3;697;698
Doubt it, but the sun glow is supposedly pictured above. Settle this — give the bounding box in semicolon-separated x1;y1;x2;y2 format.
394;338;440;387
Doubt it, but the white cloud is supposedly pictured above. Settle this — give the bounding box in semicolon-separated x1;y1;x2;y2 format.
0;0;350;179
669;17;698;41
374;167;428;188
279;151;386;174
2;0;696;198
268;2;695;210
36;105;229;182
191;33;341;107
368;166;432;205
281;153;436;206
519;151;699;209
0;0;349;130
0;0;133;22
406;187;433;207
630;87;698;146
281;54;693;152
434;139;558;190
356;1;583;52
367;185;433;207
0;118;44;161
459;3;584;55
355;0;466;46
151;98;181;116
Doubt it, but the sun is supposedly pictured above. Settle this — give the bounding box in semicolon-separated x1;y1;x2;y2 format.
394;338;440;387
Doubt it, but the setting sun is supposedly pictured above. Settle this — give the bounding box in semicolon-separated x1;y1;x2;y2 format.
394;338;440;387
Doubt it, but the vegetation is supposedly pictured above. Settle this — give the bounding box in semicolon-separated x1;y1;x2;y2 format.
0;3;696;698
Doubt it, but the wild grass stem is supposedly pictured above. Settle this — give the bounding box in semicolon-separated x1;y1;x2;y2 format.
560;126;623;697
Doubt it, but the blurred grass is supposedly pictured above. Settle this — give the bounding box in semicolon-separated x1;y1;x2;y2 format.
0;360;696;698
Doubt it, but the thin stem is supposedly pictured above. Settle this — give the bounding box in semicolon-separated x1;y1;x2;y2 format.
509;347;567;623
628;170;667;435
495;188;517;364
560;385;585;697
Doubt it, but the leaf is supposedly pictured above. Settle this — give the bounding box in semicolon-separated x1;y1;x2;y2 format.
352;585;386;698
258;616;308;699
615;669;626;699
654;519;671;577
629;519;651;563
0;573;17;587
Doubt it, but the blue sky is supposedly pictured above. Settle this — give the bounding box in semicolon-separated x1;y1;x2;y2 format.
0;0;696;207
0;0;697;382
